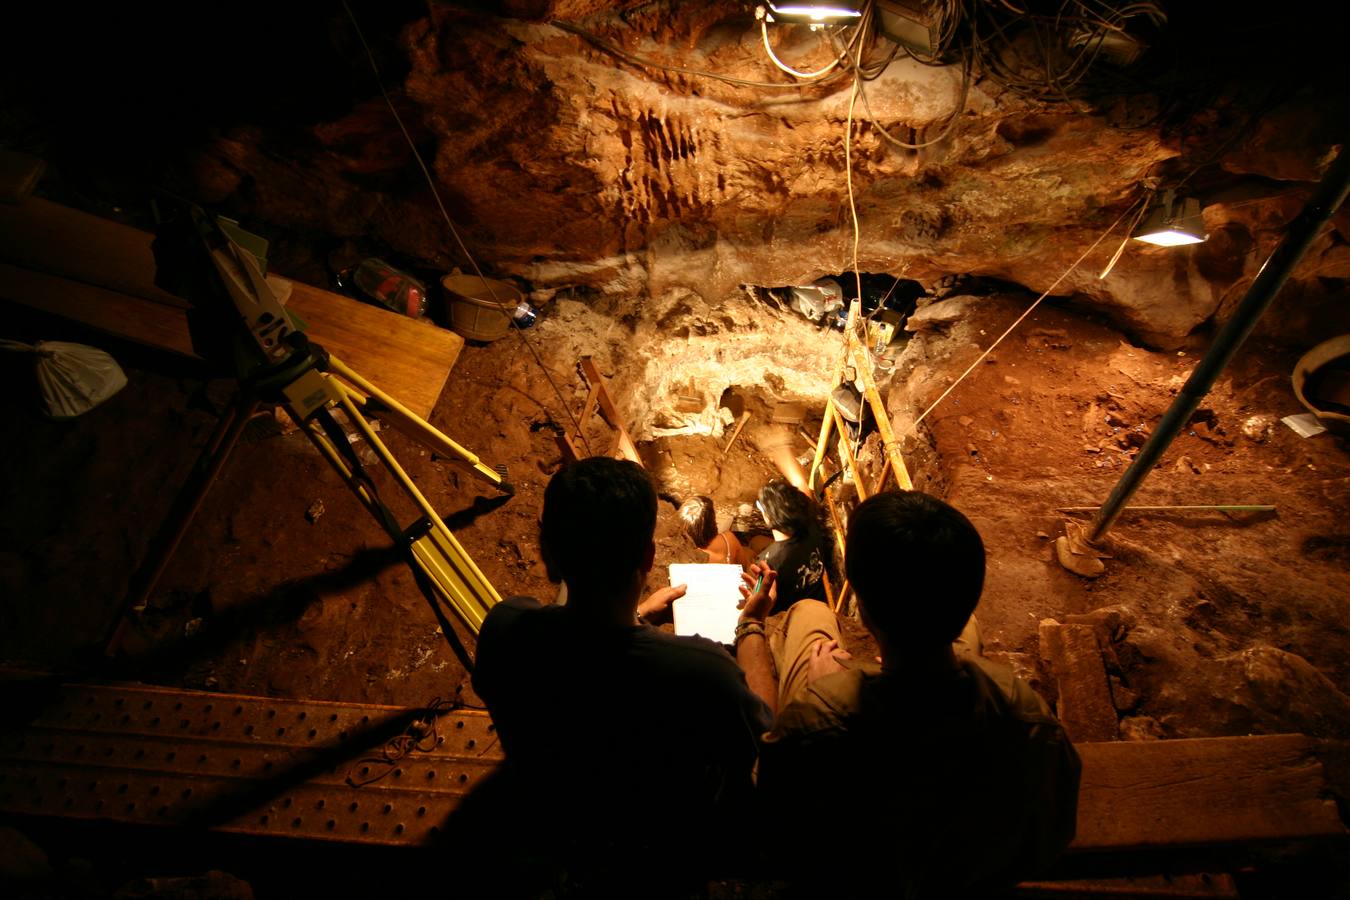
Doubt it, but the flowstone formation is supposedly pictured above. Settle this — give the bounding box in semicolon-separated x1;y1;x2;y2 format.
175;2;1348;348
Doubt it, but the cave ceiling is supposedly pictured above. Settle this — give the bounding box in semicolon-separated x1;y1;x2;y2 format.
4;1;1348;347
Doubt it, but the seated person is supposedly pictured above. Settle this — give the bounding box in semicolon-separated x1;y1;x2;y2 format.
678;495;757;568
466;458;772;892
734;490;1081;896
755;479;837;613
731;501;775;559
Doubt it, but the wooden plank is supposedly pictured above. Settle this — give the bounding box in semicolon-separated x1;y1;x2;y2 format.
578;357;641;465
770;401;807;424
579;382;601;430
0;198;462;419
722;410;751;456
0;197;188;308
284;279;461;421
0;262;197;357
832;406;868;501
1040;621;1118;743
848;330;912;490
1071;735;1346;852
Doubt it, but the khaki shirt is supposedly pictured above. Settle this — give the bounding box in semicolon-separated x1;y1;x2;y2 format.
758;655;1081;896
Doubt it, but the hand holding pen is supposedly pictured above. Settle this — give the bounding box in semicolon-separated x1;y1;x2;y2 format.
737;562;776;623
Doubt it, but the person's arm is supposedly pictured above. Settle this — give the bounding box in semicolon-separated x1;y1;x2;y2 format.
735;563;778;716
636;584;686;623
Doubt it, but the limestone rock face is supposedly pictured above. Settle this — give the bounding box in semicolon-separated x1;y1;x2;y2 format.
178;2;1346;346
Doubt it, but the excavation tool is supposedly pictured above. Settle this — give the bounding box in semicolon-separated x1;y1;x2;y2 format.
103;201;513;664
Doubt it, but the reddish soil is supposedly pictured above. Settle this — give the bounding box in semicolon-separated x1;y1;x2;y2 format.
2;291;1349;898
4;294;1349;740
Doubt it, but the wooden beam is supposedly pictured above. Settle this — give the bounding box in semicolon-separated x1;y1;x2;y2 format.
1039;621;1119;744
0;201;462;420
1070;735;1346;852
848;331;912;490
832;406;867;502
0;262;196;357
722;410;751;456
578;357;642;465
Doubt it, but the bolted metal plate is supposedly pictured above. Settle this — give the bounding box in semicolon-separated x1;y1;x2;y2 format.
0;682;503;846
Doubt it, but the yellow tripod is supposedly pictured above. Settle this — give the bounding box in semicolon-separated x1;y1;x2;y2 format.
104;202;511;665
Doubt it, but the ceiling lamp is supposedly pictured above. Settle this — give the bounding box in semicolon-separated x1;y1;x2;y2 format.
765;3;865;26
1131;189;1207;246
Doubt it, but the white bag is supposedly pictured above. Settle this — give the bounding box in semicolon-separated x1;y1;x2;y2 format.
0;339;128;419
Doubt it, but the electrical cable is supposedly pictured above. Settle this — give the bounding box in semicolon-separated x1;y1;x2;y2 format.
1097;193;1151;279
345;696;489;788
845;76;863;309
760;16;842;79
905;197;1145;435
857;50;971;150
341;0;594;455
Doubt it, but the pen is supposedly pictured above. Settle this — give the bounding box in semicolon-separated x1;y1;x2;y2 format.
753;573;764;595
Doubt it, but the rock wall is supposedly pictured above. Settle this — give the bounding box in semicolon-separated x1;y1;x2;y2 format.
175;2;1348;346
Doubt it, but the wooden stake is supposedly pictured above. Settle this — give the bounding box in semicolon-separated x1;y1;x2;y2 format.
722;410;751;456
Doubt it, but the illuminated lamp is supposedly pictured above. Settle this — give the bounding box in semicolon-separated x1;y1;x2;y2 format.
1131;189;1207;246
765;3;865;26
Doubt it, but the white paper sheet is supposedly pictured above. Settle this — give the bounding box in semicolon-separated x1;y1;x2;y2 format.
669;563;744;645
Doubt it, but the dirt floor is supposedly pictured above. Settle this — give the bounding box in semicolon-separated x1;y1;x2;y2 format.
3;288;1349;733
2;288;1349;894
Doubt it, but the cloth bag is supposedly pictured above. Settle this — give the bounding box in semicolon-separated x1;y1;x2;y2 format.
0;339;127;418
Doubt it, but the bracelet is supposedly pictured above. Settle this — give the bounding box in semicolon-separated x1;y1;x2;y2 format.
733;620;765;645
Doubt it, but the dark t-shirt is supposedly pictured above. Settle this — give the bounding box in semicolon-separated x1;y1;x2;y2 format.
470;595;772;863
760;525;834;613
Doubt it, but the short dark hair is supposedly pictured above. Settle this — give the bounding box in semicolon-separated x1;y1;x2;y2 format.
845;491;985;648
540;457;657;596
758;480;818;537
678;496;718;548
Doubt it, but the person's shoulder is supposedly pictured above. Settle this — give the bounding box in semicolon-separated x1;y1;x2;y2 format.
962;655;1059;724
481;595;548;628
636;627;740;668
768;667;870;741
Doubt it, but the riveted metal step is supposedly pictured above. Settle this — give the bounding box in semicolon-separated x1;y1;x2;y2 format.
0;682;503;846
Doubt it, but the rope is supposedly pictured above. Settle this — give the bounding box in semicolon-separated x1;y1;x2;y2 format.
907;197;1146;434
341;1;593;454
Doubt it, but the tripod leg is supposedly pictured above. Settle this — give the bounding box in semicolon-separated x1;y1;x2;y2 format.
297;402;498;647
103;393;261;657
325;354;513;494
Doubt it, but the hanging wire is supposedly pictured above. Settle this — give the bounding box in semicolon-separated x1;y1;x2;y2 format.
760;15;843;79
857;49;972;151
1097;190;1152;278
341;0;594;454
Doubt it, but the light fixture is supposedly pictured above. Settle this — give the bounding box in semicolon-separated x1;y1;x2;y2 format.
765;3;865;26
1131;189;1207;246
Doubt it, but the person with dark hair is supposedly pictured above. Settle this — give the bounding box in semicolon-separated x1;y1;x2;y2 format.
467;458;772;893
678;495;756;568
734;490;1080;896
755;479;836;613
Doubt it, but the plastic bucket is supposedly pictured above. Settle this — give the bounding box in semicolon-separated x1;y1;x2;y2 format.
440;274;522;342
1292;334;1350;436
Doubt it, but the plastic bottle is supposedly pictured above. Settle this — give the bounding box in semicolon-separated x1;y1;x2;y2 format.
351;259;428;318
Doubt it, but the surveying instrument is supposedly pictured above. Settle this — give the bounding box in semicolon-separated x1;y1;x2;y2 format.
103;200;513;668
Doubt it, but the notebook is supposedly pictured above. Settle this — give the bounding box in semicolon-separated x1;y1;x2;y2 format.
668;563;744;645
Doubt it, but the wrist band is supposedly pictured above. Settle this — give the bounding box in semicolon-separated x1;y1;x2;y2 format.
734;620;765;644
